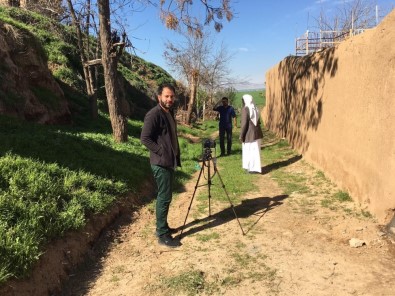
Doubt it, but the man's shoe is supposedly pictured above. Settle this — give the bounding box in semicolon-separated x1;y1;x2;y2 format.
155;227;178;237
158;233;181;248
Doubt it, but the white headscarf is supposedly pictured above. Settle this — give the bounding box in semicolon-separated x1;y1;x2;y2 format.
242;94;259;126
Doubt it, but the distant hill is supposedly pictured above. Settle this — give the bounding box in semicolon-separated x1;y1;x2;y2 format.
232;82;265;91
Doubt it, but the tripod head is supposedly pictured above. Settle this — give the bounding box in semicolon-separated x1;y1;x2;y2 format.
202;138;216;162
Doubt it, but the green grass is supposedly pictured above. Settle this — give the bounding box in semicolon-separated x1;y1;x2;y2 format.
195;232;220;242
321;190;352;210
159;270;207;296
234;89;266;109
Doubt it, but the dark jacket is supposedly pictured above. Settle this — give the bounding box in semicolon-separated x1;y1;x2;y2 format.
239;107;263;143
140;104;181;168
213;105;236;129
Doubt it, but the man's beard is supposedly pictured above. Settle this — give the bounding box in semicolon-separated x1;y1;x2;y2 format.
160;100;172;110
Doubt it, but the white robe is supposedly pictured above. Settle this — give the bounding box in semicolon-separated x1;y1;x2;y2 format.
242;139;262;173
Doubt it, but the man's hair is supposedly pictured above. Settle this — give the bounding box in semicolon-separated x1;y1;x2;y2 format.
222;97;228;101
158;83;176;95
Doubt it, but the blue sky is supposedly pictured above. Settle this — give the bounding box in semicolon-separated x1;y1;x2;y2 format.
124;0;394;89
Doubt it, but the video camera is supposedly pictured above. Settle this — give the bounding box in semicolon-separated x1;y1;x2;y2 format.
202;138;216;161
203;138;216;149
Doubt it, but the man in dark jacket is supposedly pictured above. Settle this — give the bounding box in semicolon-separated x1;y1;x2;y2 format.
213;97;237;156
140;83;181;248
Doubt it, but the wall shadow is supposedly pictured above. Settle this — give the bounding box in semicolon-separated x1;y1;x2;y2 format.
266;47;338;153
261;155;302;175
177;194;288;238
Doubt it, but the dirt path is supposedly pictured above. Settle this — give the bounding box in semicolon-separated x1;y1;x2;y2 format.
60;156;395;296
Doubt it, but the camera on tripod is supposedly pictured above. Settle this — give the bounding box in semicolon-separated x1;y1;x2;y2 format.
180;137;245;238
202;138;216;161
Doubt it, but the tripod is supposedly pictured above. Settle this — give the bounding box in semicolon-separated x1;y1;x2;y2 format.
179;149;245;239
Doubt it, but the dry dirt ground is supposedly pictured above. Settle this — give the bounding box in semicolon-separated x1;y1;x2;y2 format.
58;154;395;296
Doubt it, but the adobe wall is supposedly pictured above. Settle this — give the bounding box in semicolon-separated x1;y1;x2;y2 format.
263;10;395;224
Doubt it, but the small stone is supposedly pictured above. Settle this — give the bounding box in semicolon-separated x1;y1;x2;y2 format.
349;238;366;248
377;231;386;237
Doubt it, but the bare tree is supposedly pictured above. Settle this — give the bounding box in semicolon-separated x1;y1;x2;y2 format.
199;42;234;120
97;0;128;142
160;0;234;124
66;0;100;119
164;33;209;124
200;42;233;105
316;0;388;32
164;34;235;123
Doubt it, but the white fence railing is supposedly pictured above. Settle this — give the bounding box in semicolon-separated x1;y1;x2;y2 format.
295;29;366;56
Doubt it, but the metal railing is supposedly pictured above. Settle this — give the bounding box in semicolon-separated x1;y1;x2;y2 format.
295;29;366;56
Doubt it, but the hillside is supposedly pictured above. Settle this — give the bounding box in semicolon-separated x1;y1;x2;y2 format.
0;6;175;123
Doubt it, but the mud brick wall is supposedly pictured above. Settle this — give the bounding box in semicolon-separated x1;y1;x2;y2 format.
263;10;395;223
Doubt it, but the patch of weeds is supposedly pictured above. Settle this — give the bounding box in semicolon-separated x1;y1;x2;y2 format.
110;274;120;283
147;200;155;214
271;170;310;196
333;190;352;202
320;188;332;195
195;232;220;242
221;274;243;286
160;270;206;296
140;223;154;240
321;198;338;210
360;209;373;218
196;200;208;216
316;170;326;180
193;245;210;252
248;267;277;282
294;197;317;214
235;240;246;249
321;190;352;212
311;171;327;187
232;252;256;268
112;265;126;274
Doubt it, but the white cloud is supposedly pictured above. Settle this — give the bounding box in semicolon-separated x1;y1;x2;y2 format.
238;47;249;52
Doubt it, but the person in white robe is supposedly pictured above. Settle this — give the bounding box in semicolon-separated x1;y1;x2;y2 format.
239;94;263;174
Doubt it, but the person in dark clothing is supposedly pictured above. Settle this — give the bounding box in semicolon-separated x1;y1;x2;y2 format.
140;83;182;248
213;97;237;156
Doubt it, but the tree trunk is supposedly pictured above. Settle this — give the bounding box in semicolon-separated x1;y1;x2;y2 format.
67;0;98;119
98;0;127;142
186;76;197;124
203;100;206;121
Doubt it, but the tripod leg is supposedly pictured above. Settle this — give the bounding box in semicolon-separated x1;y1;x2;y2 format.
214;167;246;235
207;158;212;217
180;163;205;239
